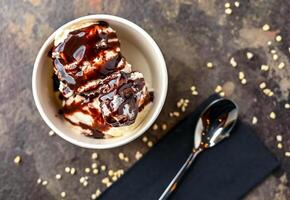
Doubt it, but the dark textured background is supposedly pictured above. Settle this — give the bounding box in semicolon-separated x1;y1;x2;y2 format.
0;0;289;199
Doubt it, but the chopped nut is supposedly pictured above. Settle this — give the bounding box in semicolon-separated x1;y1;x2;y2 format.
42;180;48;186
238;71;245;80
135;151;143;160
118;152;125;160
147;141;154;148
224;2;230;8
91;152;98;160
276;135;283;142
37;178;42;184
225;8;232;15
273;54;278;60
262;24;270;31
91;163;98;169
162;123;167;130
234;1;240;7
285;152;290;157
215;85;223;93
55;174;62;180
230;57;237;67
267;41;272;46
14;155;21;165
259;82;266;89
60;192;66;198
70;167;76;175
219;92;225;97
284;103;290;109
191;90;198;96
206;62;214;68
80;177;85;183
65;167;70;173
95;189;101;197
270;49;276;54
106;182;112;187
108;170;114;176
269;112;276;119
277;143;283;149
252;116;258;125
173;111;180;117
278;62;285;69
48;130;55;136
275;35;282;42
246;52;254;60
85;168;91;173
261;64;269;71
91;194;97;200
93;169;99;175
142;136;148;143
102;177;110;184
241;79;247;85
124;157;129;162
152;124;158;130
112;176;118;182
101;165;106;171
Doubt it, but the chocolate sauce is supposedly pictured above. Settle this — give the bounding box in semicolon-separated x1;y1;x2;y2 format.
51;21;153;138
52;22;122;93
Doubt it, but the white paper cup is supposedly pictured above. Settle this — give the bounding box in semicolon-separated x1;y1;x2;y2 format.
32;15;168;149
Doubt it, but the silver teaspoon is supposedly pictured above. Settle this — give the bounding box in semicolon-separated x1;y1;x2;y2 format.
159;98;238;200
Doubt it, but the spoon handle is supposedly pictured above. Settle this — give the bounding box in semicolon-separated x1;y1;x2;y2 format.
158;149;201;200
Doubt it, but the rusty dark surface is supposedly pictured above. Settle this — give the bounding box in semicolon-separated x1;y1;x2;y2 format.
0;0;289;199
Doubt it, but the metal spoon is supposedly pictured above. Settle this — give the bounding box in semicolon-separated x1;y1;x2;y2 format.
159;98;238;200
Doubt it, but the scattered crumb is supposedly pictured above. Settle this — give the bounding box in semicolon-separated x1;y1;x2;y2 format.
234;1;240;7
246;52;254;60
91;194;97;200
14;155;21;165
285;152;290;157
273;54;278;60
135;151;143;160
206;62;214;68
48;130;55;136
85;168;91;173
91;163;98;169
259;82;266;89
284;103;290;109
252;116;258;125
124;157;129;162
270;49;276;54
215;85;223;93
70;167;76;175
91;153;98;160
190;86;198;96
267;41;272;46
142;136;148;143
276;135;283;142
95;189;101;197
225;8;232;15
60;192;66;198
224;2;230;8
230;57;237;67
261;64;269;71
147;141;154;148
241;78;247;85
275;35;282;42
112;175;118;182
238;71;245;80
152;124;158;130
262;24;270;31
93;169;99;175
101;165;106;171
269;112;276;119
278;62;285;69
65;167;70;173
162;123;167;130
42;180;48;186
55;174;62;180
277;143;283;149
219;91;225;97
37;178;42;184
118;153;125;160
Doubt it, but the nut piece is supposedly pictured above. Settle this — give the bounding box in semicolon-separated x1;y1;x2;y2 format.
48;130;55;136
206;62;214;68
162;123;167;130
230;57;237;67
42;180;48;186
142;136;148;143
60;192;66;198
276;135;283;142
101;165;106;171
70;167;76;175
262;24;270;31
85;168;91;173
91;153;98;160
55;174;62;180
65;167;70;173
261;65;269;71
225;8;232;15
14;155;21;165
246;52;254;60
152;124;158;130
269;112;276;119
135;151;143;160
252;116;258;125
118;153;125;160
275;35;282;42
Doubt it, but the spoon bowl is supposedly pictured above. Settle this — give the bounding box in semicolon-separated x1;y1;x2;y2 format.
194;98;239;150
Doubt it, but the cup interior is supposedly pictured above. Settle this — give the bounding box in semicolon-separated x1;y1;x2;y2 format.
33;15;167;149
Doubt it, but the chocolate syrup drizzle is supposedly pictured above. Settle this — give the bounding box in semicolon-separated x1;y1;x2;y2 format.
51;21;153;138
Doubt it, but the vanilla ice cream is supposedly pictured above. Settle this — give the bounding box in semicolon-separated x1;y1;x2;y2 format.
50;21;153;138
